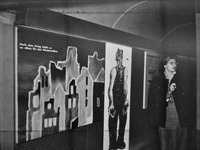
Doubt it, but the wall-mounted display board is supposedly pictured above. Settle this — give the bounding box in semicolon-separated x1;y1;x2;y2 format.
15;27;106;143
103;43;132;150
143;51;163;109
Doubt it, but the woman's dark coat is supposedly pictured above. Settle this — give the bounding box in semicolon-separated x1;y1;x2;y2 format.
147;73;196;128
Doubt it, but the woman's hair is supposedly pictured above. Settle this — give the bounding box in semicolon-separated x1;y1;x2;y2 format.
158;55;178;75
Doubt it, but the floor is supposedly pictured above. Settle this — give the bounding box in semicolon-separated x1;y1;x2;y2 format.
103;130;129;150
129;133;160;150
129;128;198;150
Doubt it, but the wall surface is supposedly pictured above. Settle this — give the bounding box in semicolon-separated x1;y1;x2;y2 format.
50;0;165;42
0;12;15;150
50;0;196;57
160;0;196;57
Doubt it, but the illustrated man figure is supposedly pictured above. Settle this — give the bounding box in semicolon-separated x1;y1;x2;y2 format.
108;49;129;150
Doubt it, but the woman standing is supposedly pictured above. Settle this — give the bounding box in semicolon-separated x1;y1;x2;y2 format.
147;56;195;150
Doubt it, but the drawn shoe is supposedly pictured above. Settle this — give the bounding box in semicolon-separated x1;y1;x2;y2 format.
108;145;116;150
117;141;126;149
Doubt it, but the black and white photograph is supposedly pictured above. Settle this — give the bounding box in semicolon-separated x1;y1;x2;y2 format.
0;0;199;150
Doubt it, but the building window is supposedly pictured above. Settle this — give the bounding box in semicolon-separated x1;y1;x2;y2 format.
97;97;100;107
85;99;88;107
53;117;57;126
42;76;44;87
47;103;52;110
73;98;76;108
49;118;53;127
68;98;72;109
45;76;48;87
44;119;48;128
71;85;74;94
86;76;88;85
85;89;88;98
33;95;39;108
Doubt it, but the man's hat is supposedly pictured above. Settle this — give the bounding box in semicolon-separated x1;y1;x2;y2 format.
115;48;123;60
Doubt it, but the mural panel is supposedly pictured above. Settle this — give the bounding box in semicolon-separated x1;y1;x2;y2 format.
16;27;105;143
103;43;132;150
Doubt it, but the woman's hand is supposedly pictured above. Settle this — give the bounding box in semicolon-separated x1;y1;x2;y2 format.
169;83;176;93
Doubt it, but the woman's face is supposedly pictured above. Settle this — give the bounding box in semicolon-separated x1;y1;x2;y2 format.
164;58;178;72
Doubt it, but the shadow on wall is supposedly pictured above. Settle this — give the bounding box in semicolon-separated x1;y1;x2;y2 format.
161;24;196;57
